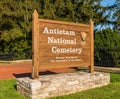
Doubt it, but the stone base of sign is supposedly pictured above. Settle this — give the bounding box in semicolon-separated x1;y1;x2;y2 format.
17;72;110;99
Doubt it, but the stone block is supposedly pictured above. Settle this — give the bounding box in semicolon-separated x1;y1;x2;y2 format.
17;72;110;99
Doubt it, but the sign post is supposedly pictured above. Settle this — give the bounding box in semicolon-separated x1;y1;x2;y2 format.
32;10;94;79
32;10;39;78
90;19;94;73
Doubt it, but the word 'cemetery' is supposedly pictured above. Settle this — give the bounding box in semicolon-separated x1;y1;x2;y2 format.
32;10;94;78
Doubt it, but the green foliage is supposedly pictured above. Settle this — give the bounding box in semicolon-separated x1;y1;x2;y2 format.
95;28;120;47
0;0;119;62
95;28;120;67
0;0;40;54
1;27;23;41
110;0;120;32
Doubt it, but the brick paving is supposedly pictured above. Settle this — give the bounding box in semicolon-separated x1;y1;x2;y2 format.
1;61;119;80
0;61;75;80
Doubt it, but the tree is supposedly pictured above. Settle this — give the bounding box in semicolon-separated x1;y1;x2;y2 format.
39;0;110;25
0;0;116;60
95;28;120;67
113;0;120;32
0;0;40;60
103;0;120;32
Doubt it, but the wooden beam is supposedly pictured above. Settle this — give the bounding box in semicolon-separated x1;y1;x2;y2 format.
32;10;39;78
89;19;94;73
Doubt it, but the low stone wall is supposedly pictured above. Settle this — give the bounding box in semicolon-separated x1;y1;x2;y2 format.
78;66;120;73
17;72;110;99
0;59;32;64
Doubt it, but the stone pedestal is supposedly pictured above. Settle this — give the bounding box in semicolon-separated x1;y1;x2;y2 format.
17;72;110;99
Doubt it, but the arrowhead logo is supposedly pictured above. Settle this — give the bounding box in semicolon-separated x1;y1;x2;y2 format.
81;32;87;41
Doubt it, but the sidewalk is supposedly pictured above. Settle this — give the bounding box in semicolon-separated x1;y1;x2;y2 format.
0;62;32;80
1;61;120;80
0;61;75;80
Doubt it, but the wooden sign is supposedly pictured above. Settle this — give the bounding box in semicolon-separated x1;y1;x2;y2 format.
32;10;94;78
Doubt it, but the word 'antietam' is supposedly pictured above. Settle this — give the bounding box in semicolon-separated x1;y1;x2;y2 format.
43;27;75;36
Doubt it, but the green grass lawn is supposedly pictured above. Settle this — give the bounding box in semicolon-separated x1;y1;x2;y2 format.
0;79;25;99
0;73;120;99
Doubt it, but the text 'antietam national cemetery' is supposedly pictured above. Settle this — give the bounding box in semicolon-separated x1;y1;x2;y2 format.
43;27;82;55
32;10;94;78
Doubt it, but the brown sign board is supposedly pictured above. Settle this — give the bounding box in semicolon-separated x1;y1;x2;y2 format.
32;10;94;78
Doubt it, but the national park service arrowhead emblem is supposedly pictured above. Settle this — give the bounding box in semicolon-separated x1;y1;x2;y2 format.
81;32;87;41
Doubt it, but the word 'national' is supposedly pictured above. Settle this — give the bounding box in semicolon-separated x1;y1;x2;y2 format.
43;27;75;36
48;37;76;45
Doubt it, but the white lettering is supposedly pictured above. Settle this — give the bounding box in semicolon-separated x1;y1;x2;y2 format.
43;27;75;36
52;46;57;53
47;37;76;45
51;46;82;54
48;37;54;43
43;27;49;34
